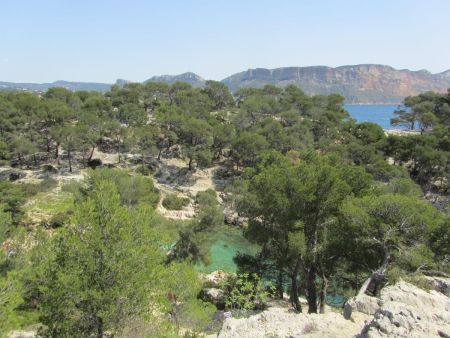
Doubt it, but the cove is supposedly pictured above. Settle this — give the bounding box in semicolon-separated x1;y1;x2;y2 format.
195;225;259;273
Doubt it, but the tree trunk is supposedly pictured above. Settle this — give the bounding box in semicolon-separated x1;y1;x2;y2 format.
319;275;328;314
276;268;284;299
96;316;103;338
88;145;95;161
68;148;72;172
188;157;193;171
55;142;60;164
358;255;390;297
307;265;317;313
290;258;302;312
157;148;162;161
171;304;180;335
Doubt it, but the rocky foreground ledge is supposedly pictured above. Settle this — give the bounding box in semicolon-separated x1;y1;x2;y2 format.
218;278;450;338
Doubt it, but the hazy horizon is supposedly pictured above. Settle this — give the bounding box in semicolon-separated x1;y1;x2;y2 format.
1;63;449;85
2;0;450;83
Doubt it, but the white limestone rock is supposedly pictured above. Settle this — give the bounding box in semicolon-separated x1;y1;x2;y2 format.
358;281;450;338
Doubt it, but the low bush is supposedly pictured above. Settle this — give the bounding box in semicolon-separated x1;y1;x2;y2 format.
163;194;190;210
221;273;269;313
21;178;58;196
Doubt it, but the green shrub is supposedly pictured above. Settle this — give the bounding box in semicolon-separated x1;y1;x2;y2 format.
382;177;422;197
163;194;190;210
221;273;268;312
135;165;153;176
195;189;224;231
0;181;27;219
47;211;72;228
87;169;160;207
195;189;217;207
386;266;406;284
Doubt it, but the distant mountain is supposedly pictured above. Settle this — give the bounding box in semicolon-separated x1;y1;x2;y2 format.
145;72;205;87
0;80;111;92
2;65;449;103
221;64;450;104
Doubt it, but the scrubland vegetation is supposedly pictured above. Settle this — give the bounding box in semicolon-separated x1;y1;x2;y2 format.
0;82;448;336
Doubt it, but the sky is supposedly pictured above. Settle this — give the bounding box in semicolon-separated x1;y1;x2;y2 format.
1;0;449;83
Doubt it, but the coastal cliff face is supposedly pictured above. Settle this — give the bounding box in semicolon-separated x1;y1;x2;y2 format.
222;64;450;103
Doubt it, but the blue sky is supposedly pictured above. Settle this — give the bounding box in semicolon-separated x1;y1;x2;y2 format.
1;0;449;83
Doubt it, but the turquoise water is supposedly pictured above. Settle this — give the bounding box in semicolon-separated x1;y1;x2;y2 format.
345;104;401;130
196;226;259;273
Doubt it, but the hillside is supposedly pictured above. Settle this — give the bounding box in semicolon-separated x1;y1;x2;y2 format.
221;64;450;103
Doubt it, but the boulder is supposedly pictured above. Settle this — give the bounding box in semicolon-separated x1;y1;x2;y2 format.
223;207;246;226
201;288;225;309
345;294;381;319
205;270;228;287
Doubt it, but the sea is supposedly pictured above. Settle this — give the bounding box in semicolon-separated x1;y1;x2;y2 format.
344;104;401;130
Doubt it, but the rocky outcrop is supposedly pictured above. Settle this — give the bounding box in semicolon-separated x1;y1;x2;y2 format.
201;270;228;309
424;276;450;294
358;281;450;338
223;207;246;226
218;280;449;338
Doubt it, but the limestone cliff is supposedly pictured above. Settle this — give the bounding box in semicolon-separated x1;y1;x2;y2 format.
222;64;450;104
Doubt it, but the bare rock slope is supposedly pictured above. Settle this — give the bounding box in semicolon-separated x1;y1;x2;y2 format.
218;280;450;338
359;280;450;338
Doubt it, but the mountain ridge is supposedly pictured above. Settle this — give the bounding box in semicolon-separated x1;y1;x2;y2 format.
222;64;450;103
144;72;205;87
1;64;449;103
